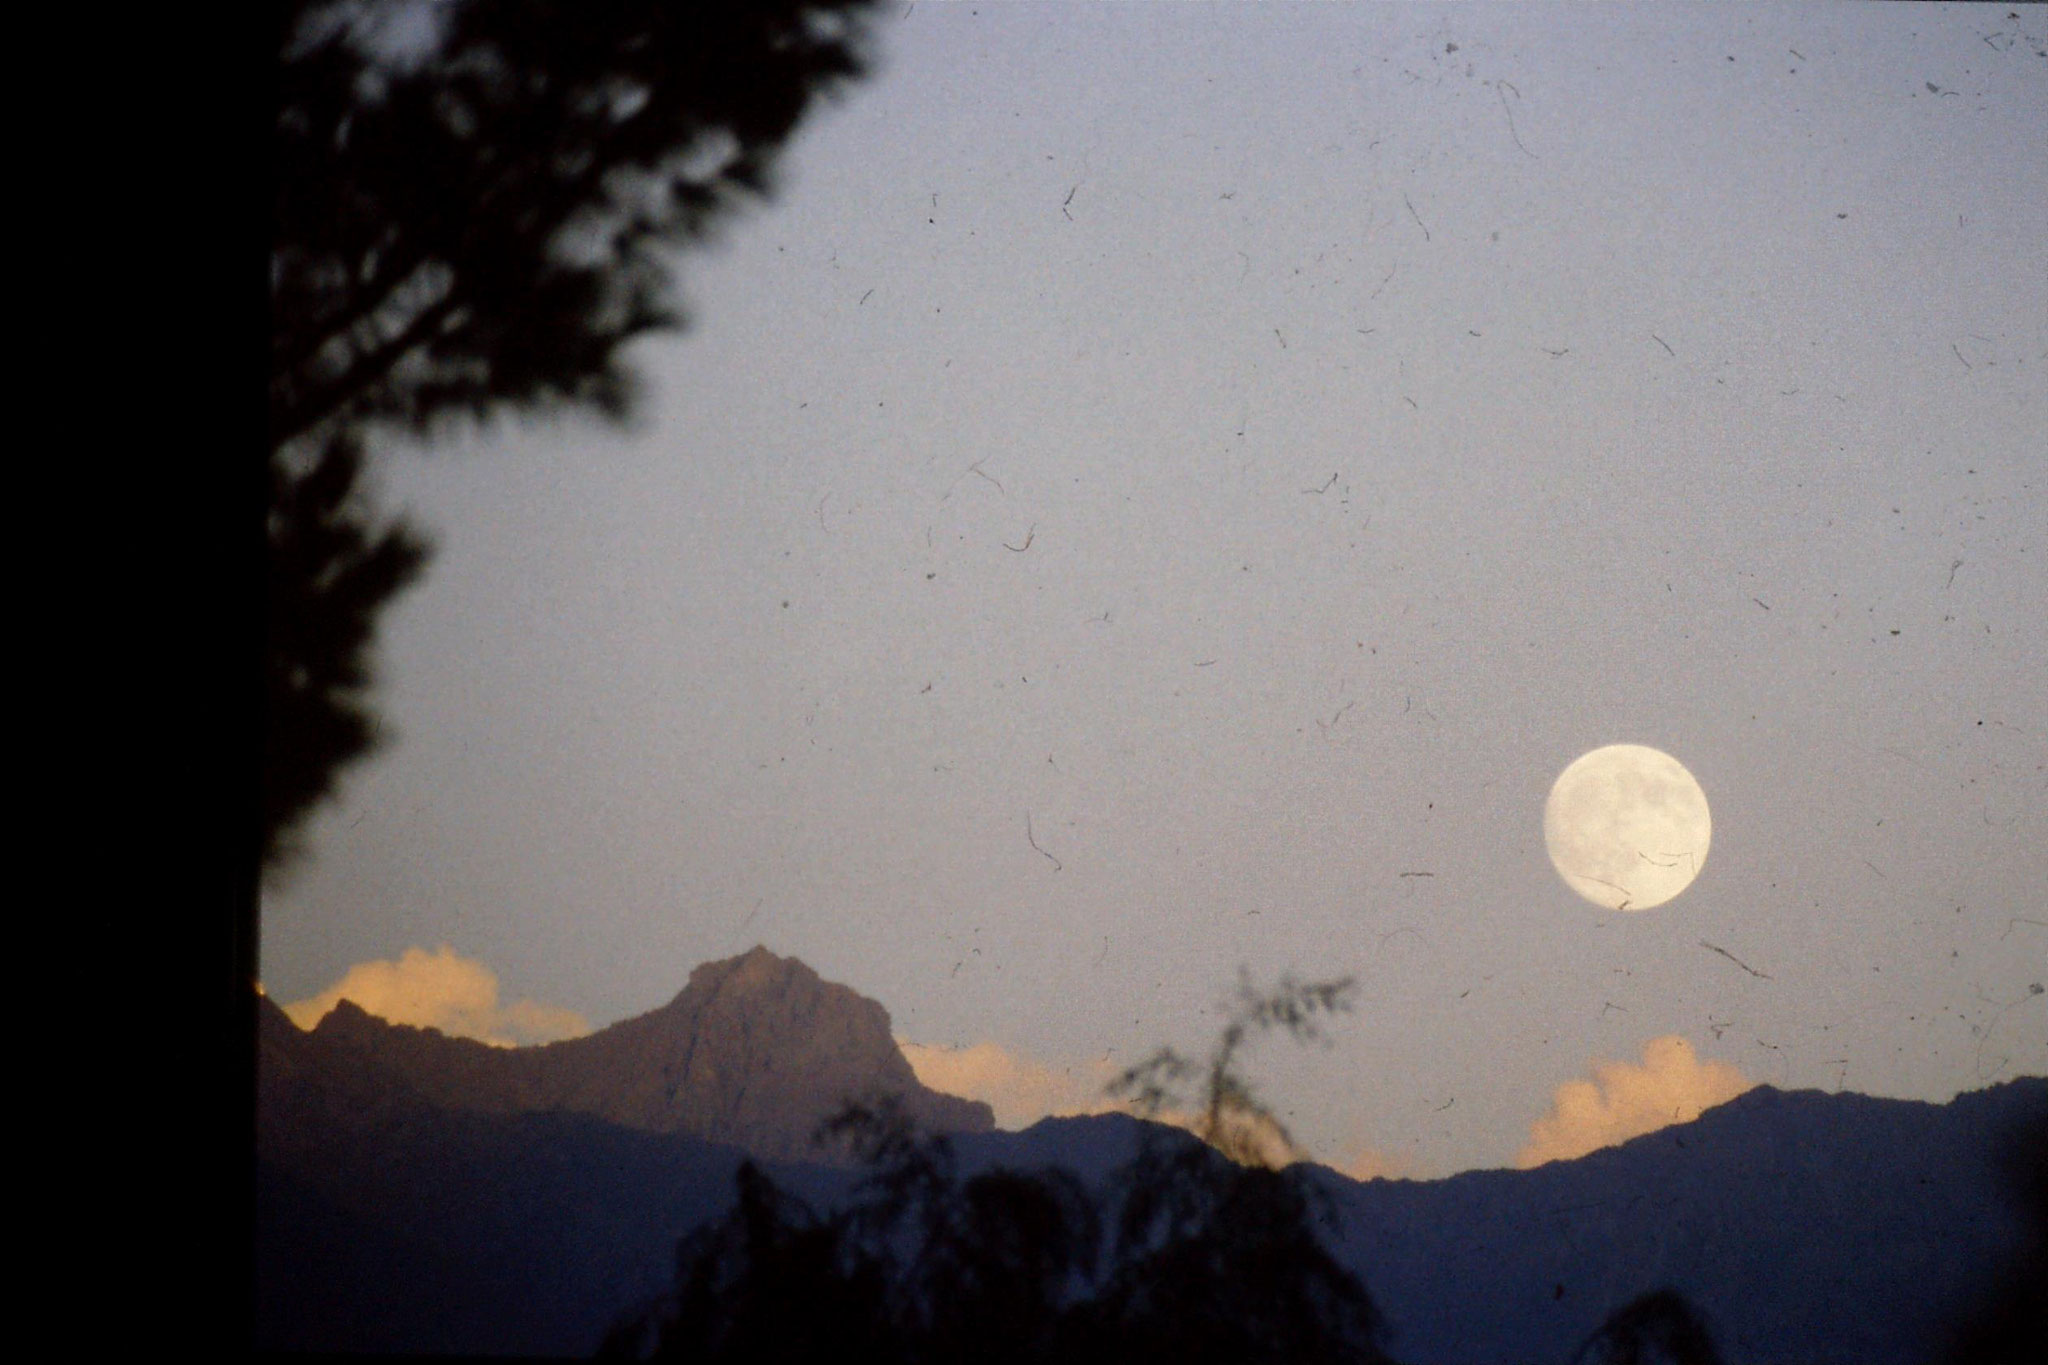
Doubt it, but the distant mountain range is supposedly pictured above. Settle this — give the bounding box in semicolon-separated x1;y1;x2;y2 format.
254;947;2043;1361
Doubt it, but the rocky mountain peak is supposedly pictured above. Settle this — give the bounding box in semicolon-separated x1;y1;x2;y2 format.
263;947;992;1164
682;943;791;994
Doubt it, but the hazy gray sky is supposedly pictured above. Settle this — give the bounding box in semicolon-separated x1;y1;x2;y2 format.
264;3;2046;1176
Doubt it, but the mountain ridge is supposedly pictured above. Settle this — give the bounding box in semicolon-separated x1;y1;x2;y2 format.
270;944;993;1162
255;949;2045;1360
1291;1076;2044;1364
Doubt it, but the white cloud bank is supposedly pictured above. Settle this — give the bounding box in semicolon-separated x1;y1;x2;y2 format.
1517;1035;1755;1168
279;944;593;1048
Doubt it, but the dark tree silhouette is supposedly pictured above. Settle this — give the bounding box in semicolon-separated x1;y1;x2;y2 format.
1570;1288;1725;1365
1084;971;1385;1365
1939;1108;2048;1365
600;1103;1103;1365
607;1158;906;1362
605;969;1751;1363
1075;1158;1386;1365
265;0;882;870
1108;968;1357;1167
264;432;428;869
606;975;1392;1364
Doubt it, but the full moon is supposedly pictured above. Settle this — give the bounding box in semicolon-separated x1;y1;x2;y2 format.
1543;745;1711;912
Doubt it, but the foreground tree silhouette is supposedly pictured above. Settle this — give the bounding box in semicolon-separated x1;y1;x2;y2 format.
607;969;1742;1363
265;0;883;870
1939;1107;2047;1365
264;432;429;868
1081;971;1385;1363
604;974;1390;1364
1569;1288;1724;1365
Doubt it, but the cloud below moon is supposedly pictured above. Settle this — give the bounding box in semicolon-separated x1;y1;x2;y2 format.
911;1029;1755;1175
278;945;593;1048
1516;1035;1755;1167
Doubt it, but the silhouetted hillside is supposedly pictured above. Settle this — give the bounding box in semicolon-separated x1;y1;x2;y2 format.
257;1081;764;1353
1294;1079;2047;1364
254;953;2045;1360
255;950;991;1353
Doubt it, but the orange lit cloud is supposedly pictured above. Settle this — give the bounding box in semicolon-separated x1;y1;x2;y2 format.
1198;1105;1304;1170
1332;1142;1421;1183
898;1039;1124;1130
1517;1035;1755;1168
898;1039;1286;1167
900;1038;1409;1176
280;945;593;1048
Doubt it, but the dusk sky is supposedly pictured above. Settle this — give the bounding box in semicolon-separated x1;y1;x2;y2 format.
262;3;2045;1179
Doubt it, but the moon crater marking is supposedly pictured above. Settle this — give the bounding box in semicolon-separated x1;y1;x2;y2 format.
1543;744;1710;912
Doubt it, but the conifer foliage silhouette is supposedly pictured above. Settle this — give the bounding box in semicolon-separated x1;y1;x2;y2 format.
264;432;428;869
265;0;880;870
